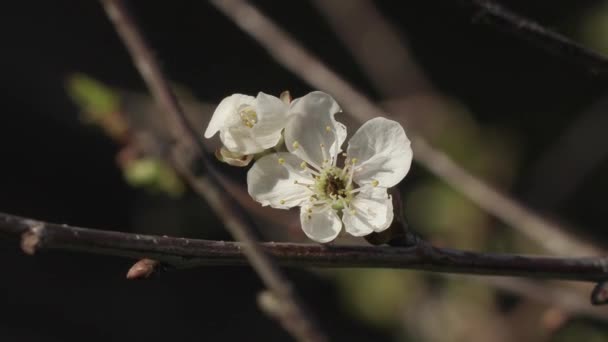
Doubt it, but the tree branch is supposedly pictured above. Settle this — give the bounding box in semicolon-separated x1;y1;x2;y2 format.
99;1;326;341
458;0;608;73
4;212;608;283
209;0;603;257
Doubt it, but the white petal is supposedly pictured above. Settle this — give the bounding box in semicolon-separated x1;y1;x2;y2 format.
342;187;393;235
300;206;342;243
217;146;253;167
247;153;314;209
290;91;341;117
204;94;255;138
251;92;289;148
347;117;412;188
285;91;344;169
221;127;265;154
382;193;394;232
335;121;347;153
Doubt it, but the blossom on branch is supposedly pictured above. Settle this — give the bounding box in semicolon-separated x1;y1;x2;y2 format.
204;92;288;157
247;92;412;243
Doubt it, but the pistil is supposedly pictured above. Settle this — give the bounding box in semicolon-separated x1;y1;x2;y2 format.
239;106;258;128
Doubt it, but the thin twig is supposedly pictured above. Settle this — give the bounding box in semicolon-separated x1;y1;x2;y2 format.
210;0;602;257
312;0;430;97
3;212;608;282
310;1;608;319
99;1;326;340
458;0;608;73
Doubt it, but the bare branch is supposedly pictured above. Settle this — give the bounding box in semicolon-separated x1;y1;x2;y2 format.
210;0;603;256
458;0;608;73
311;1;608;320
99;1;326;340
4;212;608;283
312;0;430;96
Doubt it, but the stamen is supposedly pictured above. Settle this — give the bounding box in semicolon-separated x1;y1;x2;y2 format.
341;162;349;177
292;141;300;150
278;156;320;182
308;199;327;206
306;202;330;210
320;143;329;167
239;107;258;128
345;158;357;187
348;188;363;195
301;162;320;177
278;190;315;206
294;180;314;187
371;180;379;187
348;184;373;195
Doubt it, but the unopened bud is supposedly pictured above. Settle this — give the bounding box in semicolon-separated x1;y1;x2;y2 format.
215;147;253;167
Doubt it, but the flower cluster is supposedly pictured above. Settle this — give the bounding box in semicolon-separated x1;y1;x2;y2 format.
204;91;412;243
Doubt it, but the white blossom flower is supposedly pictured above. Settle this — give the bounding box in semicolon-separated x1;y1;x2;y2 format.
247;92;413;243
204;92;288;155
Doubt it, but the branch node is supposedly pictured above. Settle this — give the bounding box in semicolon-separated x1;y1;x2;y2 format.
257;290;284;318
126;258;160;280
20;223;45;255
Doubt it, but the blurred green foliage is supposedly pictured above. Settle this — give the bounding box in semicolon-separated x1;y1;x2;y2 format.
66;74;185;198
553;321;608;342
333;269;421;328
67;73;120;122
124;158;185;198
66;73;129;141
580;2;608;56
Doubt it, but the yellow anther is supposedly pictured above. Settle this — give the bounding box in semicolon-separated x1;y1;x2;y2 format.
278;158;285;165
371;180;379;187
292;141;300;149
239;107;258;128
307;208;312;214
300;161;307;169
280;200;286;205
350;209;356;215
351;158;358;164
325;125;331;132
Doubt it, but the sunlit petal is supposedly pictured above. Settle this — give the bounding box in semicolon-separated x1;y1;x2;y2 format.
347;117;412;187
248;153;314;209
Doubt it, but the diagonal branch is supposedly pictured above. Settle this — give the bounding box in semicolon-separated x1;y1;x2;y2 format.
210;0;603;257
3;212;608;282
458;0;608;73
99;1;326;341
311;1;608;318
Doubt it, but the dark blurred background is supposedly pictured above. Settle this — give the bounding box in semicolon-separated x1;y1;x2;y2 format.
2;0;608;341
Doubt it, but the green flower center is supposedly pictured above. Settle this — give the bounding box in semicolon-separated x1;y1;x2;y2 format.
314;166;353;210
